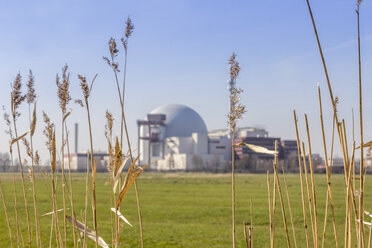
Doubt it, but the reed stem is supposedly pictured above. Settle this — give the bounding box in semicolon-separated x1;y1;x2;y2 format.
267;171;273;247
64;123;77;248
356;3;365;247
0;180;14;248
28;104;41;248
273;140;291;248
281;167;298;248
301;143;316;247
232;126;236;248
304;114;318;248
12;120;32;248
293;111;310;248
318;87;339;248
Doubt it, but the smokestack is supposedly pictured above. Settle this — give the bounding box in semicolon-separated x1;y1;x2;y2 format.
75;123;78;154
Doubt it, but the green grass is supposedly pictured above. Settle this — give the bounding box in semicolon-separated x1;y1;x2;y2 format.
0;172;371;247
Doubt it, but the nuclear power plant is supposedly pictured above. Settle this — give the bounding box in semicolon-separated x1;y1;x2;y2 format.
137;104;228;171
63;74;301;172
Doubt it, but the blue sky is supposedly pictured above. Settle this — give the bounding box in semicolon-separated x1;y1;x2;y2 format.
0;0;372;161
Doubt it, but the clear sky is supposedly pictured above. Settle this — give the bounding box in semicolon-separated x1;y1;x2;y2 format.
0;0;372;162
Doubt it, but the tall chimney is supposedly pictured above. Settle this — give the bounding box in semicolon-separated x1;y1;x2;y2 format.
75;123;78;154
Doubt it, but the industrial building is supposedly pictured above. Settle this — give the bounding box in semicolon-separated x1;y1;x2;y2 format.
138;104;226;171
63;123;109;172
63;107;303;172
137;103;301;171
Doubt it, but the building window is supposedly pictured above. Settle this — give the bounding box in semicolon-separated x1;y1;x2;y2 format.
152;143;160;157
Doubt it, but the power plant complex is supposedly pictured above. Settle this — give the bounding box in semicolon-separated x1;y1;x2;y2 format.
64;104;301;172
64;74;303;172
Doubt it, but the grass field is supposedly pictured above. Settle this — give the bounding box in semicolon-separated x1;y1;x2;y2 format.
0;172;371;247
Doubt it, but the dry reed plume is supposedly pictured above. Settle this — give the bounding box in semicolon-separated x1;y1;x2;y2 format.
227;52;245;248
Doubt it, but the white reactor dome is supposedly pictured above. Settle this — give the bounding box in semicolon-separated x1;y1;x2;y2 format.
149;104;208;138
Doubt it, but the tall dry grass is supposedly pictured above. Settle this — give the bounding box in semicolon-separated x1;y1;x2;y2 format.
227;52;245;248
0;2;370;247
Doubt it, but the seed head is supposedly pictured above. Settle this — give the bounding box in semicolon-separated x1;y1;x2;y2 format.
3;110;13;137
333;96;339;113
109;38;119;58
125;17;134;39
227;87;246;132
228;52;240;81
78;75;90;100
121;17;134;51
11;72;26;119
26;70;36;104
105;110;114;139
35;151;40;167
56;65;71;114
114;137;122;175
22;137;32;159
42;111;55;152
74;99;84;108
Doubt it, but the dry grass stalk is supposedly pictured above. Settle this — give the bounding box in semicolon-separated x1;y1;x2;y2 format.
272;140;291;248
78;74;99;248
293;111;310;248
226;52;245;248
43;112;63;247
281;167;298;248
250;198;253;248
301;143;316;247
4;111;23;247
64;122;77;248
347;142;356;248
92;159;98;248
267;171;273;247
321;113;336;248
66;215;109;248
337;122;352;247
0;180;14;248
104;114;117;247
356;2;365;246
304;0;366;243
120;17;134;140
104;19;145;247
271;162;277;248
244;221;249;248
115;155;153;209
317;87;339;248
10;73;32;248
368;210;372;248
56;65;72;248
304;114;318;247
26;72;42;248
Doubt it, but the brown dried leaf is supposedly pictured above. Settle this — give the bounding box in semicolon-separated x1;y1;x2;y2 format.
113;155;131;194
234;143;277;155
66;215;109;248
356;141;372;149
11;132;28;145
110;208;133;227
116;159;156;209
41;208;68;217
63;109;72;122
